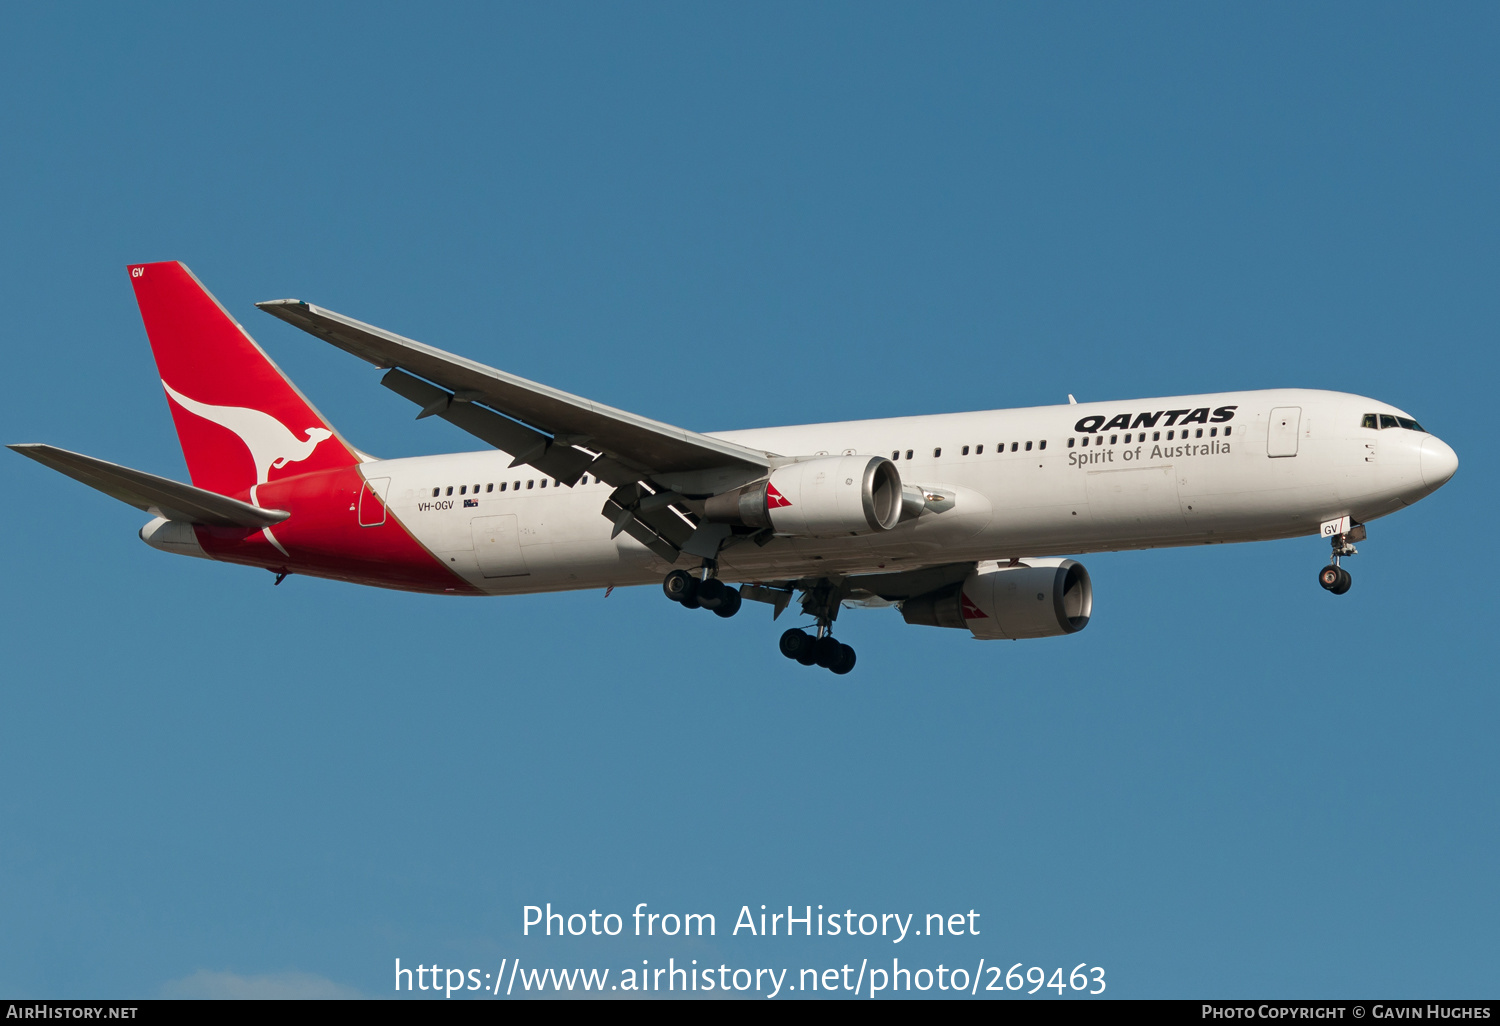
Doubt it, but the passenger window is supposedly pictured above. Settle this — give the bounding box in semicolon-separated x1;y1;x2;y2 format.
976;444;984;454
1209;428;1217;437
1109;435;1117;445
934;448;942;458
460;486;467;495
1081;436;1089;447
446;486;453;496
500;482;507;491
540;479;547;488
431;487;440;497
905;450;913;460
1167;431;1174;440
514;481;521;490
1153;431;1161;441
1380;414;1399;429
1123;433;1131;443
1025;441;1033;451
527;480;534;489
1195;429;1203;438
1011;442;1019;452
487;483;494;492
1068;438;1075;448
1039;440;1046;450
1095;436;1103;446
1223;427;1231;436
1362;414;1378;429
891;450;899;460
962;445;969;455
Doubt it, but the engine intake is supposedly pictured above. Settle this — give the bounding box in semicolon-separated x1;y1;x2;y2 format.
704;455;903;537
901;559;1092;640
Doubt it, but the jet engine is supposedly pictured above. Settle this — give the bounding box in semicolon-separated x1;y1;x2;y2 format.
703;455;903;538
900;559;1093;640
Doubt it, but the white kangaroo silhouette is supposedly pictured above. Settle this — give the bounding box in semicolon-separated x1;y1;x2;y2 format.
162;382;336;558
162;382;333;486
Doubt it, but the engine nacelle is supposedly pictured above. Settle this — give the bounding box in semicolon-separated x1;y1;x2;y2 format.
703;455;903;537
901;559;1093;640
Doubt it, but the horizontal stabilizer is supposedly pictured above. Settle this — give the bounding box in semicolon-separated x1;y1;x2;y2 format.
8;444;291;528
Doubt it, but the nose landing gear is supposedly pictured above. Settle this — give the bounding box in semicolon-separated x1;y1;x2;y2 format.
1318;564;1352;595
1317;518;1364;595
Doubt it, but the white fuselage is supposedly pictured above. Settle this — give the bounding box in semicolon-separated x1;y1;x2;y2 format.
361;389;1456;595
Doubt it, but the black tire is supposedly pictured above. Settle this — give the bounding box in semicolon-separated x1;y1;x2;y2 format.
712;588;742;618
779;628;811;660
698;577;727;609
830;643;856;675
1318;565;1341;591
663;569;696;602
814;636;842;669
1332;568;1352;595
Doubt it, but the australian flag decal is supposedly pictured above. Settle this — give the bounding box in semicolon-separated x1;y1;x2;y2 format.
463;498;479;508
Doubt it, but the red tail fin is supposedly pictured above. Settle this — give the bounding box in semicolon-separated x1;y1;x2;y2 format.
128;262;358;499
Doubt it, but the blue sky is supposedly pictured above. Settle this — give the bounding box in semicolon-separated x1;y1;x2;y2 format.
1;3;1495;999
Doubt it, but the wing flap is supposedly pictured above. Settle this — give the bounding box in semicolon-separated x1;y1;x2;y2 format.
8;444;290;528
380;369;603;486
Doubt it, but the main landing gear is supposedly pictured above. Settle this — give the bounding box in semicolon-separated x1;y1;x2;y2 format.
662;566;742;618
662;569;858;675
663;570;864;672
778;580;856;675
1318;522;1363;595
779;628;856;675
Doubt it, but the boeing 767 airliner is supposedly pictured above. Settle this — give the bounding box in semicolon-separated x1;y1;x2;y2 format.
9;263;1459;674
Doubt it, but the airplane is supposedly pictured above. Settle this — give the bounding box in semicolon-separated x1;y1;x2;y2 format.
9;262;1459;675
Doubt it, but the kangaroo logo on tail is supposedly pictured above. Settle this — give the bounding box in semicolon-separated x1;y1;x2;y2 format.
161;382;334;558
162;382;333;487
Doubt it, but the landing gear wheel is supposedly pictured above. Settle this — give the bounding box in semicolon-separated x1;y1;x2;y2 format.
663;569;696;603
813;636;843;669
1319;565;1353;594
697;577;727;609
712;588;742;618
830;643;856;675
779;628;811;660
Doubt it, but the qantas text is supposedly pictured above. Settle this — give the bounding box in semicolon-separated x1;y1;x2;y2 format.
1072;405;1237;434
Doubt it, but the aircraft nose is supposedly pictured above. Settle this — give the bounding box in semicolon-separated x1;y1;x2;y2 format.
1420;435;1459;489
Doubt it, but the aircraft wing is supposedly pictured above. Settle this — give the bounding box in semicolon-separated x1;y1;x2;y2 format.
8;444;290;528
255;300;774;493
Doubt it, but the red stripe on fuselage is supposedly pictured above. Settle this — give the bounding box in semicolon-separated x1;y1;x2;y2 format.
193;465;479;594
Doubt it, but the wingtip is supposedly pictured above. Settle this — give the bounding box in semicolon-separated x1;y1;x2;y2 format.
256;298;304;310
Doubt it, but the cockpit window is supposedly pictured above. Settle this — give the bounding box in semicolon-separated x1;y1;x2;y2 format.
1364;412;1429;432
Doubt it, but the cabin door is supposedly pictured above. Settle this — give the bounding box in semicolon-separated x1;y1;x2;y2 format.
1267;407;1301;457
